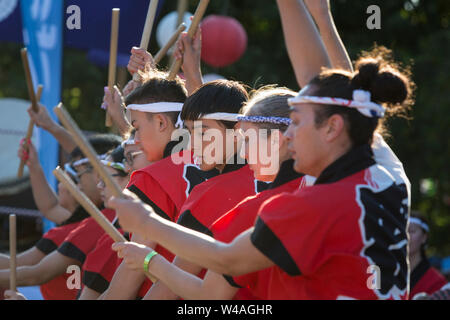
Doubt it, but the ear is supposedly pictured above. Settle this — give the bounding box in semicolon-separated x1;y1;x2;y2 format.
155;113;170;132
323;114;346;142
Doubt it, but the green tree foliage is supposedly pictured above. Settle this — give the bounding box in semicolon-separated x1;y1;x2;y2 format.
0;0;448;255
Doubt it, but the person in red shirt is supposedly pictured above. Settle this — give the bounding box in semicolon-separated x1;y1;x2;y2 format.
408;211;448;299
0;135;121;299
110;45;415;300
99;71;220;300
76;146;132;300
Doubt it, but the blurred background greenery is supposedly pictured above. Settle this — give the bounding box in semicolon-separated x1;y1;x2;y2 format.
0;0;449;257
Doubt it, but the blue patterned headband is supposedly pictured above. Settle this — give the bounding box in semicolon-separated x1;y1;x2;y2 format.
237;116;292;126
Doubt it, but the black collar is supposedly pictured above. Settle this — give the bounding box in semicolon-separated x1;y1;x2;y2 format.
222;153;247;174
60;206;91;226
315;144;376;185
270;159;304;189
411;258;431;289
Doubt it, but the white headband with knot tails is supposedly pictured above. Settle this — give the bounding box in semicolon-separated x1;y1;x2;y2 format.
288;89;386;118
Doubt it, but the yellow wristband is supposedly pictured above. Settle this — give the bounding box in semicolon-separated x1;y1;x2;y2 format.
143;251;159;282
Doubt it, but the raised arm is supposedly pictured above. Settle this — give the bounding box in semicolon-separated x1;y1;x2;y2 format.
27;103;76;154
18;141;72;224
173;27;204;95
305;0;353;72
276;0;331;87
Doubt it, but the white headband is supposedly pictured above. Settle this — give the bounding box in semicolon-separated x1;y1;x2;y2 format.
72;154;107;167
288;90;386;118
100;160;126;173
127;102;184;113
121;138;136;148
410;217;430;233
200;113;241;122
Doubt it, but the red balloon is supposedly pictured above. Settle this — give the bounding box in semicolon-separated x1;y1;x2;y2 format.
201;15;248;68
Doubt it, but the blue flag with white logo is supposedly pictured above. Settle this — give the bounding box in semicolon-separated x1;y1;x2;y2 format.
21;0;63;232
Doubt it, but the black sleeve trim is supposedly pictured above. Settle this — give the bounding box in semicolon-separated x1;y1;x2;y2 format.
177;210;213;237
82;271;110;294
251;217;301;276
128;185;172;221
35;238;58;255
57;242;86;264
223;275;243;289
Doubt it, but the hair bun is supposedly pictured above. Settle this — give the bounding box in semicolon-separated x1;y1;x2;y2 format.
352;58;409;105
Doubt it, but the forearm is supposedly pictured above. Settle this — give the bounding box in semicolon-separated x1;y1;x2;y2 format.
276;0;331;87
0;247;46;270
145;255;206;300
313;8;353;72
184;69;204;96
138;212;243;275
101;261;146;300
47;122;77;154
111;109;132;137
0;265;49;287
145;256;203;300
28;165;70;224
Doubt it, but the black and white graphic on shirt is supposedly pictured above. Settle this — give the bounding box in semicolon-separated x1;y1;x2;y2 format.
182;164;219;197
357;183;409;299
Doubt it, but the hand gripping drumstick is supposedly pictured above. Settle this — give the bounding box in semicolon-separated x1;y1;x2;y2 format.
17;84;43;178
153;23;187;65
167;0;210;80
9;214;17;292
132;0;159;82
53;167;126;243
54;103;124;198
106;8;120;127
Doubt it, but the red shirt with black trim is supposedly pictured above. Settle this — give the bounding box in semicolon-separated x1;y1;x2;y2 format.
81;216;130;294
231;145;410;300
177;164;270;237
410;259;448;299
213;160;304;300
127;150;219;298
35;206;90;300
57;208;116;266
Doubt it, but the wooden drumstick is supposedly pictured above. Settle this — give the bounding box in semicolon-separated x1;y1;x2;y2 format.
53;168;126;243
9;214;17;292
176;0;188;31
17;85;43;178
154;23;186;65
53;103;124;198
167;0;209;80
106;8;120;127
132;0;159;82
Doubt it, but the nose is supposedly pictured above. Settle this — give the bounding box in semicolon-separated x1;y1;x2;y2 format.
284;124;293;140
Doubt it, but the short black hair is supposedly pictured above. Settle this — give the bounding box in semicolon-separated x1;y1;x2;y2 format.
106;145;128;177
181;80;249;129
70;134;122;160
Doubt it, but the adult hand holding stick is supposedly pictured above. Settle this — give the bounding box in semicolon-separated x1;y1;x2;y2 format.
54;103;123;198
18;47;44;177
53;167;126;243
106;8;120;127
168;0;210;80
9;215;16;292
17;85;43;178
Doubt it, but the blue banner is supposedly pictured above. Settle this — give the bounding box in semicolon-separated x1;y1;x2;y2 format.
20;0;63;232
